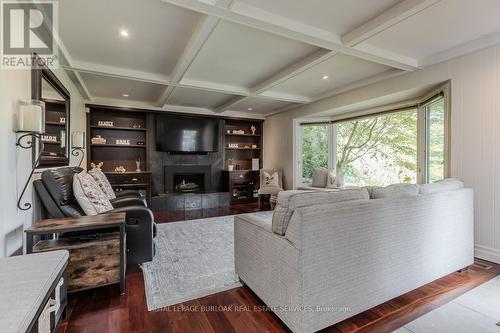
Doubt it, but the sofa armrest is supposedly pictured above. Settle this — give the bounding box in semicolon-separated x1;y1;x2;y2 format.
108;206;155;264
234;215;303;333
110;196;146;208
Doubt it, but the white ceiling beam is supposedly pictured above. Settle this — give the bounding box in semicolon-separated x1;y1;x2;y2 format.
62;61;171;85
160;0;418;71
157;0;233;107
258;91;310;104
214;96;247;112
179;78;248;96
250;49;336;95
342;0;443;47
58;44;92;100
32;1;92;100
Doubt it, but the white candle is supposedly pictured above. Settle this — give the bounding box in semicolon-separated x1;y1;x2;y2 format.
60;130;66;148
72;132;85;148
18;101;45;133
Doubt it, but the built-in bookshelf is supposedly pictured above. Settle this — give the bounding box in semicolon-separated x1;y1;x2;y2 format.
223;119;263;204
223;119;263;171
41;99;67;159
86;108;149;173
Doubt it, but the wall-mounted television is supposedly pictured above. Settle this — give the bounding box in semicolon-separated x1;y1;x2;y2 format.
155;115;219;153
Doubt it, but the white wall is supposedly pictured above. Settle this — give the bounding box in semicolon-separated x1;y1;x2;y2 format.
0;68;86;257
264;43;500;264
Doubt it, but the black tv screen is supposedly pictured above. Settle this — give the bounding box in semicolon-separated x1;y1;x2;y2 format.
155;115;219;153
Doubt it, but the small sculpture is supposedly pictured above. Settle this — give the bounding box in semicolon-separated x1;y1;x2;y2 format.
114;166;126;173
251;125;256;135
90;162;104;171
135;158;141;172
91;135;106;144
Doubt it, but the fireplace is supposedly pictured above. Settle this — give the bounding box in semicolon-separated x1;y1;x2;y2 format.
174;173;204;193
164;165;212;193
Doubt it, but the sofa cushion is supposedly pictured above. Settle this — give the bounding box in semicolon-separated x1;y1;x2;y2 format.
370;183;419;199
272;188;369;235
419;178;464;194
311;168;328;187
73;171;113;215
88;169;116;200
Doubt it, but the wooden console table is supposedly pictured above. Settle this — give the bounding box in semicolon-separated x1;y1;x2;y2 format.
26;213;127;295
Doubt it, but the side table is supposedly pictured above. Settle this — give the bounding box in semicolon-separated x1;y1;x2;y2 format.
26;212;127;295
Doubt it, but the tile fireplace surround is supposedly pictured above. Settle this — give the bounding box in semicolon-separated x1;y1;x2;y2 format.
151;192;230;212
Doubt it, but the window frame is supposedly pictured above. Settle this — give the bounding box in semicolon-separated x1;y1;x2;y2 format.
294;83;451;188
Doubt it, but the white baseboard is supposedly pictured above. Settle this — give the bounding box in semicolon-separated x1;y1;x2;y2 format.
475;244;500;264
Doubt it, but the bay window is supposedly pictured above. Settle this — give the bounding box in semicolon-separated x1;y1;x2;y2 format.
296;91;448;187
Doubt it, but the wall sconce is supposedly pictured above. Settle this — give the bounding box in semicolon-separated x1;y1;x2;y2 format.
71;131;85;167
16;99;45;211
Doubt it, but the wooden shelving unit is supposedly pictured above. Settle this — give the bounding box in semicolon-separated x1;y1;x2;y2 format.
42;98;67;159
86;107;152;206
223;119;263;204
87;108;149;173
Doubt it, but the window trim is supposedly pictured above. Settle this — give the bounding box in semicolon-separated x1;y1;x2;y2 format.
294;82;451;188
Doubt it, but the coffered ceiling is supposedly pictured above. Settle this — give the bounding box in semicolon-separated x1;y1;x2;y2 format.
54;0;500;117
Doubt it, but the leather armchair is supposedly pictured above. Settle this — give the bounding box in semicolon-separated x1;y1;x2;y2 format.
34;167;156;265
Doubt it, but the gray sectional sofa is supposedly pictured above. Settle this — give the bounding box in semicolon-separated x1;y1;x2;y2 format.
234;179;474;333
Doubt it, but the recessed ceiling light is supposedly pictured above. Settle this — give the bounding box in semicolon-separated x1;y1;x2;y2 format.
321;75;329;80
247;107;253;111
119;29;129;38
122;94;129;97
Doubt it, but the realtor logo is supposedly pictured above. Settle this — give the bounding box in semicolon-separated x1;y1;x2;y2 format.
1;0;58;68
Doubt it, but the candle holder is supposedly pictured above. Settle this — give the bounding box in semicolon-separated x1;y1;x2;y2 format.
71;131;86;167
16;133;44;210
16;99;46;211
71;148;85;167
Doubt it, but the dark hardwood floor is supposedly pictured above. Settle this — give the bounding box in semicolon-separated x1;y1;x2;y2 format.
57;203;500;333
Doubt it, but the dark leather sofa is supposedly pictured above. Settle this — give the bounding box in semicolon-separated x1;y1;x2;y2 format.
34;167;156;265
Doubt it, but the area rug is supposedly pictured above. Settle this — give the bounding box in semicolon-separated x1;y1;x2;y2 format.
141;213;271;311
393;275;500;333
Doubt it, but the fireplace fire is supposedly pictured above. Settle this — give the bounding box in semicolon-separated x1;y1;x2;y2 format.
173;173;204;193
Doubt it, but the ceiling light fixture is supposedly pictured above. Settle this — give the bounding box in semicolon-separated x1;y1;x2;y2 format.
119;29;129;38
247;107;253;111
122;94;129;97
322;75;329;80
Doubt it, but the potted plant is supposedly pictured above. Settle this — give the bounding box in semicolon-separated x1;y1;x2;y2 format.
227;158;235;171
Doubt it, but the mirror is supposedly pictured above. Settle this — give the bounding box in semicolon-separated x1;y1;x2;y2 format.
31;54;71;167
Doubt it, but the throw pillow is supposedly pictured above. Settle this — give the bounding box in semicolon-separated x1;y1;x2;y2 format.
311;168;328;187
73;171;113;215
419;178;464;194
88;169;116;200
326;170;345;189
263;171;279;187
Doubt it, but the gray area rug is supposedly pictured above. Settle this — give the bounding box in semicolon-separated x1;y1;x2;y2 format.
392;275;500;333
142;215;245;310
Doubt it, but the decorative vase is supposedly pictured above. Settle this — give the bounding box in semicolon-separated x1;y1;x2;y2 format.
228;165;234;171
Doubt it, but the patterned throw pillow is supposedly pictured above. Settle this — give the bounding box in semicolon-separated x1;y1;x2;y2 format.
73;171;113;215
264;171;279;187
326;170;345;189
88;169;116;200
